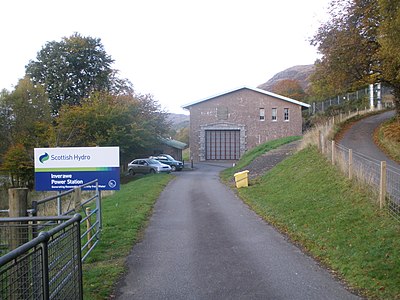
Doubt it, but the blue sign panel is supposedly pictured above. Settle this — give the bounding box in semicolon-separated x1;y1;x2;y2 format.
34;147;120;191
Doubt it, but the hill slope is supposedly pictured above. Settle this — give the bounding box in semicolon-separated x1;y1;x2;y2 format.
258;64;315;92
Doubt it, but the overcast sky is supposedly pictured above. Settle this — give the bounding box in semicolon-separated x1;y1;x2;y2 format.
0;0;330;114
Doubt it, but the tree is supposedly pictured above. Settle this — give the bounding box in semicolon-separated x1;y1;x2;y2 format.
310;0;381;99
0;89;12;157
1;144;34;188
270;79;307;102
0;78;52;164
6;77;52;149
378;0;400;114
52;92;170;166
174;127;189;146
26;33;114;114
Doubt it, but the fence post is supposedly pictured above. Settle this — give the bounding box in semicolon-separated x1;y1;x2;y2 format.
74;187;82;213
318;130;322;151
8;188;29;299
96;181;102;230
8;188;28;250
57;191;62;216
348;149;353;180
379;161;387;209
86;207;92;249
331;140;335;165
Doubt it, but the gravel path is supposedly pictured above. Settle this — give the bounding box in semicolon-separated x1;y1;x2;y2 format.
242;140;301;180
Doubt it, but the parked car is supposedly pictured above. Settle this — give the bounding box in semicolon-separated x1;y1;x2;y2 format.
128;158;171;175
151;154;183;171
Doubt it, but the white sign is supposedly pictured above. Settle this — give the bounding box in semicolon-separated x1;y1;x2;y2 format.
34;147;120;191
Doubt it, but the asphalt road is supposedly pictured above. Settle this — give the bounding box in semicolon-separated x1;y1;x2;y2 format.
340;110;399;169
114;163;359;300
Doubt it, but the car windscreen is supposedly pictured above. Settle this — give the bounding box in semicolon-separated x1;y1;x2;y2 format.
148;159;161;165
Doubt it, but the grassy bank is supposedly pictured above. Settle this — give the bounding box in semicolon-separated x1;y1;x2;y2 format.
82;174;173;299
375;117;400;164
227;146;400;299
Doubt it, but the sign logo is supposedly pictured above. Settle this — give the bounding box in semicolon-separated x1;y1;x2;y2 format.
39;152;49;164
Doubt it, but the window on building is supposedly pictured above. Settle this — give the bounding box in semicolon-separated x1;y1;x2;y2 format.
272;108;277;121
284;108;289;121
259;108;265;121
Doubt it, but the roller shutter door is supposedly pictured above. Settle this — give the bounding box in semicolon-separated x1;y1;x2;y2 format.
205;130;240;160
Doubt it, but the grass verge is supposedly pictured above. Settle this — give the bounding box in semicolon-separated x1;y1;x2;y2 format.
220;136;302;181
82;174;174;299
232;146;400;299
374;117;400;164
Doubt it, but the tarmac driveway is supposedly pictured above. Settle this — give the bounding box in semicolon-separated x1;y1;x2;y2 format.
340;110;398;169
114;163;359;299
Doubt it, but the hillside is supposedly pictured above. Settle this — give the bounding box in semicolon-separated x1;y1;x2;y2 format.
167;113;189;131
257;64;315;92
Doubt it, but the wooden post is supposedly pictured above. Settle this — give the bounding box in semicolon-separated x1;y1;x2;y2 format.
86;207;92;249
331;140;335;165
8;188;29;300
74;187;81;213
379;161;387;209
318;130;322;151
348;149;353;180
8;188;28;250
321;134;325;154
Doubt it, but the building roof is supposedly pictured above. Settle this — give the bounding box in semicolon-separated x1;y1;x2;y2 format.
181;86;311;109
159;137;187;150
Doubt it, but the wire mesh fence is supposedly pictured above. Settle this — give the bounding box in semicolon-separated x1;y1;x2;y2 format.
0;214;82;300
31;180;102;262
307;84;394;115
0;216;65;257
323;138;400;220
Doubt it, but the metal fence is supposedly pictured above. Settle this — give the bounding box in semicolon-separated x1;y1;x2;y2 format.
307;85;394;115
0;180;102;299
31;180;102;261
0;214;82;300
317;115;400;221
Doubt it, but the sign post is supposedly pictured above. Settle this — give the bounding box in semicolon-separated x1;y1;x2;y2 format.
34;147;120;191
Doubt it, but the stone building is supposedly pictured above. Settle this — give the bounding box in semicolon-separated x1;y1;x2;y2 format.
182;86;310;162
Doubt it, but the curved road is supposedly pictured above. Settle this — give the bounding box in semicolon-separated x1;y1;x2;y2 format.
115;164;359;299
340;110;399;169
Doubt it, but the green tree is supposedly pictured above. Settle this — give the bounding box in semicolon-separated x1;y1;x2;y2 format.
26;33;114;114
1;144;34;188
52;92;170;166
378;0;400;114
174;127;189;146
6;77;52;149
0;89;12;157
310;0;381;99
0;78;52;164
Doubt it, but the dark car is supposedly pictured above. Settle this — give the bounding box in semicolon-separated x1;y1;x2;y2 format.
128;158;171;175
151;154;183;171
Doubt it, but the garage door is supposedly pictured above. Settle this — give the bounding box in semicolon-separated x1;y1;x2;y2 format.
205;130;240;160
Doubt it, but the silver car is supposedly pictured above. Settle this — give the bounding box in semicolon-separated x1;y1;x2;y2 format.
128;158;171;175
